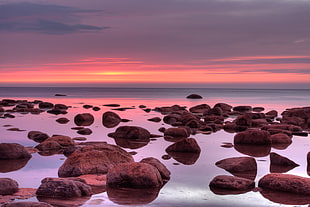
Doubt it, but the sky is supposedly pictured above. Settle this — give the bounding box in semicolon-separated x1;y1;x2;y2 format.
0;0;310;88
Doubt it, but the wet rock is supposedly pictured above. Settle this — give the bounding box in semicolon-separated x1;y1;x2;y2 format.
166;138;201;153
110;126;151;140
186;94;203;99
0;178;19;195
38;102;54;109
147;117;161;122
0;158;31;173
252;118;268;127
36;177;93;198
265;110;278;118
93;106;101;111
215;157;257;180
103;104;120;107
107;162;163;188
55;117;70;124
102;111;121;128
46;108;67;115
261;124;303;133
253;107;265;112
35;141;63;151
207;106;223;116
258;173;310;195
83;104;93;109
154;105;187;114
140;157;171;182
54;104;68;110
4;113;15;118
209;175;255;192
58;143;134;177
234;114;252;127
189;104;211;114
44;135;74;147
214;103;233;113
234;129;271;145
72;137;87;141
233;106;252;113
1;202;53;207
74;113;94;126
280;116;305;126
77;128;92;135
164;127;189;138
0;143;32;160
270;152;299;173
55;94;66;96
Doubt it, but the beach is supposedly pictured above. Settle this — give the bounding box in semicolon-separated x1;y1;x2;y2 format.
1;87;310;207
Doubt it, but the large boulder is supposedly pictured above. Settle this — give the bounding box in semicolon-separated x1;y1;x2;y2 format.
107;162;163;188
36;177;93;198
234;129;271;145
102;111;121;128
209;175;255;192
109;126;151;140
258;173;310;195
215;157;257;180
0;143;32;160
0;178;19;195
74;113;94;126
58;143;134;177
140;157;171;182
27;131;49;143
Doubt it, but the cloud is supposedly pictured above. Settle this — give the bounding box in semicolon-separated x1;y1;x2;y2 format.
0;2;109;34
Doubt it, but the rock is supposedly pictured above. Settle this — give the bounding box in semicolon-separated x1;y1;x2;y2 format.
27;131;49;143
107;162;163;188
214;103;233;112
234;145;271;157
1;202;53;207
261;124;303;132
189;104;211;113
35;141;63;151
147;117;161;122
0;143;32;160
74;113;94;126
207;107;223;116
215;157;257;180
44;135;74;147
46;109;67;115
102;111;121;128
253;107;265;112
252;119;268;127
164;127;189;138
166;138;201;153
140;157;171;182
186;94;203;99
270;133;292;144
0;158;31;173
0;178;19;195
38;102;54;109
270;152;299;173
58;143;134;177
110;126;151;140
77;128;92;135
209;175;255;191
234;129;271;145
154;105;186;114
103;104;120;107
233;106;252;113
265;110;278;118
54;104;68;110
280;116;305;126
234;114;252;127
55;117;70;124
258;173;310;195
36;177;93;198
55;94;66;96
83;104;93;109
93;106;101;111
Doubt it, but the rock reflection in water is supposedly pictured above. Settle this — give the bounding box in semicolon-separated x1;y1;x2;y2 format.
234;144;271;157
37;196;91;207
166;151;200;165
259;189;310;205
113;137;150;149
107;187;160;205
0;158;31;173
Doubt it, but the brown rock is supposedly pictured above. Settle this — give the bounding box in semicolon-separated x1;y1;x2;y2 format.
0;158;31;173
0;143;32;160
270;133;292;144
44;135;74;147
186;94;203;99
110;126;151;140
38;102;54;109
58;143;134;177
209;175;255;191
261;124;303;132
54;104;68;110
253;107;265;112
27;131;49;143
74;113;94;126
1;202;53;207
215;156;257;180
35;141;63;151
265;110;278;118
107;162;163;188
166;138;201;153
0;178;19;195
140;157;171;182
77;128;92;135
234;114;252;127
234;129;271;145
36;177;93;198
147;117;161;122
55;117;70;124
233;106;252;113
189;104;211;113
102;111;121;128
214;103;233;112
164;127;189;138
258;173;310;195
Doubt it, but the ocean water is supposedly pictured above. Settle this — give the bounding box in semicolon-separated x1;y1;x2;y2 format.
0;87;310;207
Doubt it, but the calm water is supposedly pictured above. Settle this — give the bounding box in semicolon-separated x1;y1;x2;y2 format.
0;87;310;207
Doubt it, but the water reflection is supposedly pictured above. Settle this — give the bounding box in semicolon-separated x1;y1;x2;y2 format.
234;145;271;157
0;158;31;173
113;137;150;149
37;196;91;207
166;151;200;165
259;189;310;205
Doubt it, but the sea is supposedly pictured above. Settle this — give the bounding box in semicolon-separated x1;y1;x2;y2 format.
0;87;310;207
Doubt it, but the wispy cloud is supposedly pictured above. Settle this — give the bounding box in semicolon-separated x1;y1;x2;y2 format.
0;2;109;34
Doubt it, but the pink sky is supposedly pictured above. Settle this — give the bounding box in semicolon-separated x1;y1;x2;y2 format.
0;0;310;88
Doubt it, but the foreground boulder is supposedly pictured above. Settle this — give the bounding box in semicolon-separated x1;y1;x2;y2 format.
215;157;257;180
58;143;134;177
140;157;171;182
107;162;163;188
209;175;255;192
258;173;310;195
0;178;19;195
36;177;92;198
0;143;32;160
102;111;122;128
234;129;271;145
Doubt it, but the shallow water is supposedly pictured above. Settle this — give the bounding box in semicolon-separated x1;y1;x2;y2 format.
0;87;310;207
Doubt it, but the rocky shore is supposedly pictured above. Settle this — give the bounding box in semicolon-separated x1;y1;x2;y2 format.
0;95;310;206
